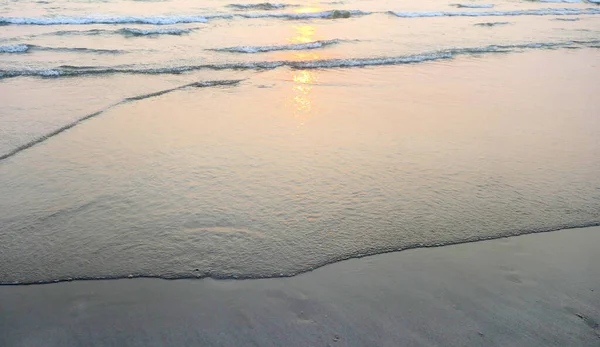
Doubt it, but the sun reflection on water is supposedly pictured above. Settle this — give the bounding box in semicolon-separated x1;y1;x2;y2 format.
293;7;323;14
288;25;316;44
288;24;320;117
292;70;316;113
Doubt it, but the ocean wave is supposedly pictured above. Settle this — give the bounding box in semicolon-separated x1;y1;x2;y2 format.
453;3;495;8
0;44;29;53
238;9;370;19
13;27;192;40
390;7;600;17
0;79;243;162
528;0;600;3
0;15;210;25
0;54;450;79
2;40;598;80
38;45;124;54
531;0;582;3
288;53;453;68
0;44;123;54
5;7;597;26
117;27;194;36
227;3;296;10
474;21;511;26
214;40;341;53
52;29;108;36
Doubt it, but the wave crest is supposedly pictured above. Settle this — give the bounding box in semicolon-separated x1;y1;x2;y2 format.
0;15;209;25
390;7;600;18
0;44;29;53
239;9;370;19
227;3;295;10
214;40;341;53
1;40;598;80
474;21;511;26
453;4;495;8
0;44;123;54
117;27;194;36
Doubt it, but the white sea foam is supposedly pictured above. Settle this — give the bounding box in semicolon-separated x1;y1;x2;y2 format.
215;40;340;53
3;40;598;80
0;44;30;53
390;7;600;17
0;44;122;54
118;27;193;36
289;53;453;68
0;15;209;25
238;9;370;19
228;3;295;10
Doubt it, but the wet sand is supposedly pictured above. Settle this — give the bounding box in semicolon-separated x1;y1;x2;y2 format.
1;226;598;346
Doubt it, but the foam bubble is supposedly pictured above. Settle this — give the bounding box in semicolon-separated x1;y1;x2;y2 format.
0;44;30;53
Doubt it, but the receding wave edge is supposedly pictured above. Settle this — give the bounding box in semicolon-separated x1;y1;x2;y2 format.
2;222;598;285
0;80;243;163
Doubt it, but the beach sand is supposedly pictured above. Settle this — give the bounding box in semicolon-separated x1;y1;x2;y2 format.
1;226;598;346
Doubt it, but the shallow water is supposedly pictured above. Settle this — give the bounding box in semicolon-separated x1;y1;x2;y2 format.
0;0;599;284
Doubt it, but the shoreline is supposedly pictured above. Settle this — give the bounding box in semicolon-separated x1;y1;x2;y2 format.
2;226;598;346
2;222;599;286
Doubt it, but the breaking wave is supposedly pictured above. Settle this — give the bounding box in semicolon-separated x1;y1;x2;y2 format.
0;15;210;25
238;9;370;19
0;44;123;54
390;7;600;17
52;29;108;36
117;27;194;36
0;10;366;25
4;6;599;27
10;27;194;40
213;40;341;53
0;44;29;53
1;40;598;80
227;3;296;10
